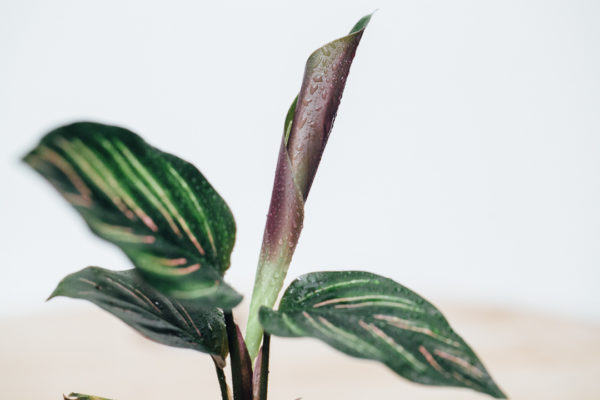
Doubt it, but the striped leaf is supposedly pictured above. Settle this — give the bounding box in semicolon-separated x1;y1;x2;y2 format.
24;122;240;304
51;267;229;358
64;394;112;400
259;271;506;399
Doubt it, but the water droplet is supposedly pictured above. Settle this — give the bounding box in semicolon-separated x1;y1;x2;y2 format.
298;116;307;129
309;84;318;95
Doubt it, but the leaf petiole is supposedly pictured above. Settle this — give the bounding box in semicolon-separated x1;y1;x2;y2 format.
258;334;271;400
212;356;230;400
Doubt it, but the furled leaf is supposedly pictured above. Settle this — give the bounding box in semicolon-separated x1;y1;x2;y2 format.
246;13;371;360
64;394;112;400
51;267;229;358
285;13;372;197
259;271;506;398
24;122;240;303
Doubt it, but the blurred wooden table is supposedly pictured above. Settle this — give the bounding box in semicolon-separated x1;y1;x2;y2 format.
2;303;598;399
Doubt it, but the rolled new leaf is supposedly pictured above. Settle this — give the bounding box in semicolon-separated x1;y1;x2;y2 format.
51;266;229;358
24;122;240;305
259;271;506;399
246;14;372;360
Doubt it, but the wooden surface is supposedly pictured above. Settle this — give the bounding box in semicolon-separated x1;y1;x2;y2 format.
2;303;599;399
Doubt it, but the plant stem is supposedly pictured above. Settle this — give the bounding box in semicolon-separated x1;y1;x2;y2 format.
258;333;271;400
246;259;289;360
212;357;229;400
224;311;252;400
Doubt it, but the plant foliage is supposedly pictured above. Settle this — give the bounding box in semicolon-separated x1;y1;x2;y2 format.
63;394;112;400
25;122;240;306
23;13;506;400
51;267;229;358
260;271;506;398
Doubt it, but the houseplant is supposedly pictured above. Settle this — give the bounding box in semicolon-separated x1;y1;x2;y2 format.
24;14;506;400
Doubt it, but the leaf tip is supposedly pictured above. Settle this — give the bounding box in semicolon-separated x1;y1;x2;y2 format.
21;147;38;168
486;382;508;399
349;12;374;34
46;271;76;302
46;285;62;302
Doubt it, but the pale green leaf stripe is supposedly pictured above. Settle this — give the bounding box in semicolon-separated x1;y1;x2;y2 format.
24;122;240;305
51;267;229;358
259;271;506;399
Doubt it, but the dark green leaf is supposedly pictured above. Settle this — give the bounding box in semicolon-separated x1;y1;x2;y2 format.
24;122;240;304
51;267;229;358
64;394;112;400
259;271;506;398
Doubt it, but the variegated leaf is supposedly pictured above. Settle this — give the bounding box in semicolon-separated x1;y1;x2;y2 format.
25;122;240;304
51;267;229;358
259;271;506;398
64;393;112;400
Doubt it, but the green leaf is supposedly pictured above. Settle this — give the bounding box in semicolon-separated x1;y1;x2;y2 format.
24;122;240;304
259;271;506;399
51;267;229;358
64;394;112;400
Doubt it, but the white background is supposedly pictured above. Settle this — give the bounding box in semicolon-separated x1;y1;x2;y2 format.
1;0;599;321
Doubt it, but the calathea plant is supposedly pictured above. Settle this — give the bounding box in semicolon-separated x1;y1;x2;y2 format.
24;14;506;400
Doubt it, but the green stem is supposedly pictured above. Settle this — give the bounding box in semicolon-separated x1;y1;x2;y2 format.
246;259;288;361
212;357;229;400
258;333;271;400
